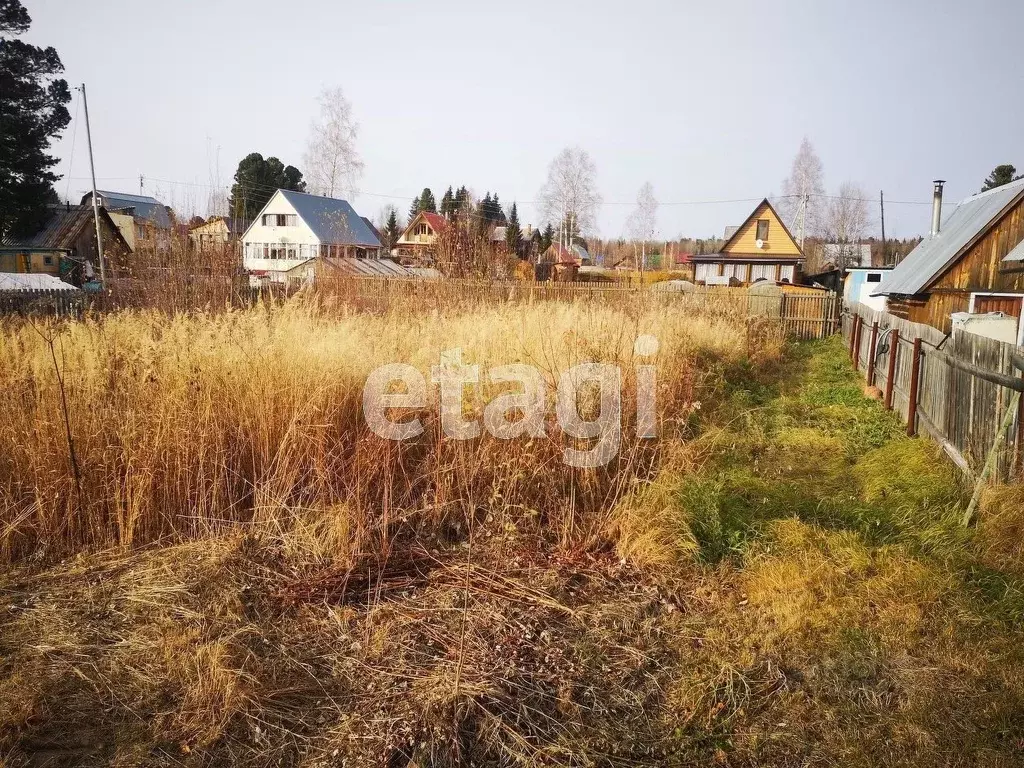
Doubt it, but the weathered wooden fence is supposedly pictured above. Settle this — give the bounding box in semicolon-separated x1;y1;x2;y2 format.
0;290;85;319
844;301;1024;480
0;277;841;341
308;277;841;340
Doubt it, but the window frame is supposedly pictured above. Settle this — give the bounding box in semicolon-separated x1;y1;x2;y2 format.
755;219;770;242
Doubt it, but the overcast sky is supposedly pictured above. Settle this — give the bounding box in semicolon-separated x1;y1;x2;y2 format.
24;0;1024;239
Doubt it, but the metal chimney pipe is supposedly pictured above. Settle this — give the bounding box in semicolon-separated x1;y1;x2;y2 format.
931;180;946;237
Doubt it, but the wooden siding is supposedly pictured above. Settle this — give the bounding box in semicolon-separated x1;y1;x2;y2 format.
906;193;1024;333
723;201;802;257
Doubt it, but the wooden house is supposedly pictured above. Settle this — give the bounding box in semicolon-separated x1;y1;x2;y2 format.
0;204;131;285
189;216;251;252
691;198;804;285
240;189;381;284
875;178;1024;344
396;211;448;261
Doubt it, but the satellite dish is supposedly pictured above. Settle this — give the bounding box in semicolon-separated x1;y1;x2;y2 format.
755;238;765;249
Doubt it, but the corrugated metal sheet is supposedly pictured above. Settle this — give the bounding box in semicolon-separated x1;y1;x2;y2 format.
1003;239;1024;263
0;206;94;249
874;179;1024;296
0;273;79;291
279;190;381;247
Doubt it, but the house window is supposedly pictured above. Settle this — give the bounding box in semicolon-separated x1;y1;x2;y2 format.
43;255;54;266
755;219;770;241
866;272;882;282
418;223;431;236
750;263;774;282
779;264;795;283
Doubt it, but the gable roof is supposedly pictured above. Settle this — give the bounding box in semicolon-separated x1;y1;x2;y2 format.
399;210;448;241
361;217;383;244
1;205;131;253
874;178;1024;296
83;190;172;229
720;198;802;256
274;189;381;247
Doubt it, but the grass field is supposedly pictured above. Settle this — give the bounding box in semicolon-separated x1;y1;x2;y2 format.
1;299;1023;766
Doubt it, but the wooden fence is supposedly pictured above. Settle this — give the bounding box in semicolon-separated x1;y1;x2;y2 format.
0;277;841;341
306;277;841;340
844;301;1024;481
0;289;85;319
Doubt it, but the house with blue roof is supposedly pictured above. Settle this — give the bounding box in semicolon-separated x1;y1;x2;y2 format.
80;190;172;252
241;189;383;283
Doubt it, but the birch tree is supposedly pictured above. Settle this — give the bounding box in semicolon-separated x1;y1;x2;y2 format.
626;182;658;272
823;181;872;270
777;137;825;245
537;147;601;250
302;86;364;199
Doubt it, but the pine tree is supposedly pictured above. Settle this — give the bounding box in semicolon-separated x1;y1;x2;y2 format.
439;186;455;218
0;0;71;240
383;208;401;251
981;164;1022;192
505;202;523;256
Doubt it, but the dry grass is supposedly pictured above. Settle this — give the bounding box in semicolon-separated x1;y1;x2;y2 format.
0;298;746;565
2;298;1023;767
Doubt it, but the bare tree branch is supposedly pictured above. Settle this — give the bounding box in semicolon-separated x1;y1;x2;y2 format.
303;87;364;199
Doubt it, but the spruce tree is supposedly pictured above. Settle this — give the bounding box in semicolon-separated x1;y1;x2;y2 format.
383;209;401;251
439;186;455;218
408;194;421;221
419;188;437;213
540;223;554;253
505;202;523;256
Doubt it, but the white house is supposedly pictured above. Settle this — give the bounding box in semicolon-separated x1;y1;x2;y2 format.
241;189;382;282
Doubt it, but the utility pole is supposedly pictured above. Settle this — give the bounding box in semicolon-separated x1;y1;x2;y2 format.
879;190;887;266
80;83;105;288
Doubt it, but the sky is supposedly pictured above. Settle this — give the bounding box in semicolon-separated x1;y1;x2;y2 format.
23;0;1024;240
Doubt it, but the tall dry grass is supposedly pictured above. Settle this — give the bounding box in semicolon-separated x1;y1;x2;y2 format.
0;298;759;564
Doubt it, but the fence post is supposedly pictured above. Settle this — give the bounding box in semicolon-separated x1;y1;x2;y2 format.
866;321;880;385
851;314;861;371
884;328;900;410
906;337;922;436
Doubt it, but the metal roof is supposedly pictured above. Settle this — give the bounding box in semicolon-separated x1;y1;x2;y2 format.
873;178;1024;296
277;190;381;247
0;205;128;252
85;191;172;229
1003;238;1024;263
0;273;79;292
285;256;413;277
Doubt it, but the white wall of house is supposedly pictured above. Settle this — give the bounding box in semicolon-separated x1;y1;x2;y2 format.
242;193;320;274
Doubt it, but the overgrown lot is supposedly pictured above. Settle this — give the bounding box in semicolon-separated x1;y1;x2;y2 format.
1;303;1023;766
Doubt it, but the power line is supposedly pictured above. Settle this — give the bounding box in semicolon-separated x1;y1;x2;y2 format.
62;175;937;208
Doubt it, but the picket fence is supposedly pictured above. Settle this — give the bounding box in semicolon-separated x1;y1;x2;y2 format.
844;301;1024;481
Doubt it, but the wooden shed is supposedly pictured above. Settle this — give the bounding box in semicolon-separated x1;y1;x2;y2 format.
876;178;1024;342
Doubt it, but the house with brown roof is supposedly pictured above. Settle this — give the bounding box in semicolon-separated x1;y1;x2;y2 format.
691;198;804;285
396;211;448;261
